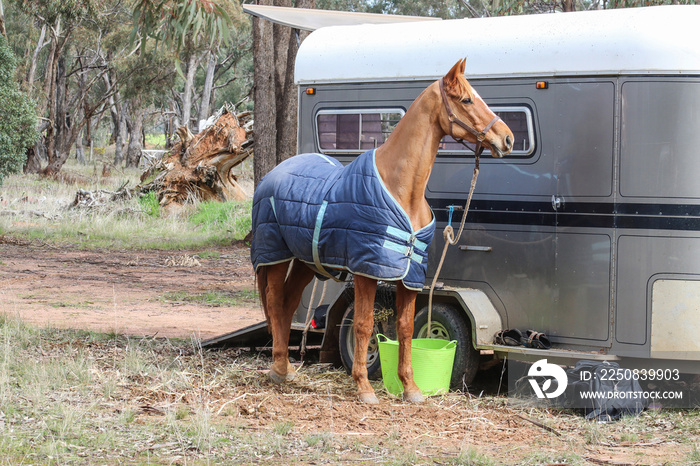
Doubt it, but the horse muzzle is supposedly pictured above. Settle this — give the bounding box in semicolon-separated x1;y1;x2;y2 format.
484;127;513;159
488;133;513;158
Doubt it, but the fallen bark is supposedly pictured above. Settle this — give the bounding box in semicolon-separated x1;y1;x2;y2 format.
70;106;253;213
141;106;253;213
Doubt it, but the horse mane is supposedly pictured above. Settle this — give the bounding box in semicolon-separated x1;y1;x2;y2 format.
453;74;475;102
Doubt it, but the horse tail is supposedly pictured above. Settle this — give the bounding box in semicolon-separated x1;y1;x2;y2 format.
256;266;272;329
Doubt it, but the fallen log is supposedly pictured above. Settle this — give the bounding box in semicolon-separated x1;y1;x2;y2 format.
71;182;133;209
69;106;253;214
141;106;253;213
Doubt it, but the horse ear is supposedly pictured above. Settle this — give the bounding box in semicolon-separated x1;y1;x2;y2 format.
443;58;466;89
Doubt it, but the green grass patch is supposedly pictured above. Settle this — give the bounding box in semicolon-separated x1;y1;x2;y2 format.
137;191;161;218
159;289;257;307
198;250;221;259
144;133;166;148
687;443;700;463
272;420;294;436
189;200;252;239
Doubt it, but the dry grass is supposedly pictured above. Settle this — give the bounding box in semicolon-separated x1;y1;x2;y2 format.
1;158;699;464
0;158;253;249
0;314;699;465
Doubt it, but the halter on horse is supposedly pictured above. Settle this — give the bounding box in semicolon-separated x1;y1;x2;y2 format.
251;58;513;403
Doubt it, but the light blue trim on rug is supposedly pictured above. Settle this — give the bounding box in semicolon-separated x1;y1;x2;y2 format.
269;196;277;221
382;238;411;256
312;200;332;278
385;226;429;252
315;153;338;165
382;239;424;264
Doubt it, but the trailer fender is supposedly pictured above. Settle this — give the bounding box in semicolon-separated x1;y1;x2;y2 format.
446;288;503;348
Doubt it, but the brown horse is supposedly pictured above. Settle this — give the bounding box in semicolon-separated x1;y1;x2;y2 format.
254;59;513;403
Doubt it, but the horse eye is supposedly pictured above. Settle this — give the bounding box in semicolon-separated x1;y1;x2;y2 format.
461;98;473;104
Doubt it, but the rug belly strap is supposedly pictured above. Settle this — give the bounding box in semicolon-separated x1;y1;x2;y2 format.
311;200;334;278
382;239;424;264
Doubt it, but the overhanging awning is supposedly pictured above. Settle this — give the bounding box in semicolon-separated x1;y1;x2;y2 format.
242;4;439;31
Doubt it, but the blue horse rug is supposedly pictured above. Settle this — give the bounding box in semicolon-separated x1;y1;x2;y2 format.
250;149;436;291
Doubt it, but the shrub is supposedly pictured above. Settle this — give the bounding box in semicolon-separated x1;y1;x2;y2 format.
0;35;39;186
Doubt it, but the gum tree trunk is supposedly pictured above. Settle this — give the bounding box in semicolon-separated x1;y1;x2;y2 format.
198;50;217;130
252;0;315;187
125;99;144;168
181;53;198;131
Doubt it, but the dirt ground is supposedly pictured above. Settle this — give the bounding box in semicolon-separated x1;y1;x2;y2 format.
0;239;264;340
0;239;695;464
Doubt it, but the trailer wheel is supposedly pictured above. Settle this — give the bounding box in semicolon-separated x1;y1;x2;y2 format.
338;294;396;380
413;303;480;389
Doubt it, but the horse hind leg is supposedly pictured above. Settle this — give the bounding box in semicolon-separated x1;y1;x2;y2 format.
258;260;315;384
257;262;288;382
352;275;380;404
275;260;315;382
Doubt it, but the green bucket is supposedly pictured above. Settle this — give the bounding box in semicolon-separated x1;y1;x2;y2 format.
377;334;457;396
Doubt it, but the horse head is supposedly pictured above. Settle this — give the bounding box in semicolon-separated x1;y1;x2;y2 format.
439;58;514;158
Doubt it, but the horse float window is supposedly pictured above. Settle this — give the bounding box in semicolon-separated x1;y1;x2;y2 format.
315;107;533;157
439;106;534;157
316;109;405;153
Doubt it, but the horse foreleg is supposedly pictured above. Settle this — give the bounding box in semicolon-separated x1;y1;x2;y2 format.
396;283;424;403
352;275;379;404
260;260;314;384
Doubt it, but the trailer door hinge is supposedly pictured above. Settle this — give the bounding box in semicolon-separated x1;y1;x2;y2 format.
551;195;565;212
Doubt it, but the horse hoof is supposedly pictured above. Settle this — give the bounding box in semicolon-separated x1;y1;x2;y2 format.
403;390;425;403
358;392;379;404
268;369;286;384
268;368;296;384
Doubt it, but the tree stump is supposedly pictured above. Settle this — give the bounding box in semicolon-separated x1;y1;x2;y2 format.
141;107;253;213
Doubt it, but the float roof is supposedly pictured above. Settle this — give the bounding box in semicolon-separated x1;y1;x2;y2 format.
294;6;700;84
242;5;438;32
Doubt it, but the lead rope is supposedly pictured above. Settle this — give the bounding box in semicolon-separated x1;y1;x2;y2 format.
300;278;327;361
427;155;480;337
